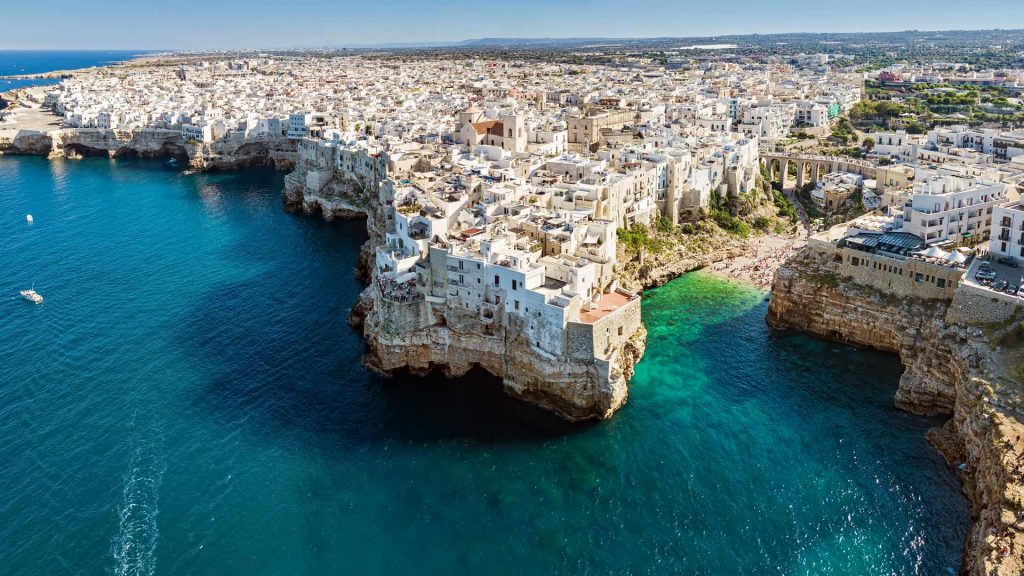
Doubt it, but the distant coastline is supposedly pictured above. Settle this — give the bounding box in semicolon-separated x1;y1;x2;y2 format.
0;50;151;94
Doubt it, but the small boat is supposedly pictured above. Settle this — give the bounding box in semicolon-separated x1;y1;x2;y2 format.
20;286;43;304
26;214;33;223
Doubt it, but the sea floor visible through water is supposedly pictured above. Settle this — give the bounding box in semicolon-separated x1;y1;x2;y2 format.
0;156;968;575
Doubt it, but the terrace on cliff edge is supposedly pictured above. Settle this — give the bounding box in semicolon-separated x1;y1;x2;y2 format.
767;213;1024;576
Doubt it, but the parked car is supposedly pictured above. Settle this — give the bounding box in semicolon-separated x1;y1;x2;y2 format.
976;268;997;281
997;257;1020;268
994;280;1008;292
1007;284;1019;295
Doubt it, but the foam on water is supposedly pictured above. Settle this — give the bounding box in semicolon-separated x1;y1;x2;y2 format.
112;415;166;576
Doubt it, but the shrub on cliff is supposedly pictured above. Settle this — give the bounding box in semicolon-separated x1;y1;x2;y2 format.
710;209;750;239
617;224;667;254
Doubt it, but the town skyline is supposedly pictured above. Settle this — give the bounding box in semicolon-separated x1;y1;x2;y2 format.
3;0;1024;50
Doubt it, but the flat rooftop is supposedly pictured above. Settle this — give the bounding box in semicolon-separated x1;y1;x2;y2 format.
580;291;634;324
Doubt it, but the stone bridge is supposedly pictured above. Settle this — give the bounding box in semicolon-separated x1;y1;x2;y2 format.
760;153;878;189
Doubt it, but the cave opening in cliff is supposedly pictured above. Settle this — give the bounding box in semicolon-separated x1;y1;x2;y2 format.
375;366;593;443
63;143;109;158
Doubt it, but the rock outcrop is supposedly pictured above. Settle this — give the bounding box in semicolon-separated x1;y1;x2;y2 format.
283;161;376;220
768;247;1024;575
283;143;648;421
359;296;646;421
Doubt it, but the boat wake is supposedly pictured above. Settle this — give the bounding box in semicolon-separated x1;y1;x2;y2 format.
111;418;166;576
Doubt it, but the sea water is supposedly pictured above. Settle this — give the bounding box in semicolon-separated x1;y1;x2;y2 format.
0;156;968;574
0;50;148;92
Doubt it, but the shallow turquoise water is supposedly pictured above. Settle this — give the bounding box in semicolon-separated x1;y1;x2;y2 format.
0;156;967;574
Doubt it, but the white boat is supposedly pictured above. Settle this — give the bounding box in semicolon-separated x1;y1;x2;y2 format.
20;286;43;304
26;214;33;223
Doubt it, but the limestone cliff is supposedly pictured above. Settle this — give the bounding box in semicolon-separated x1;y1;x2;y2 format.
2;128;296;172
283;161;377;221
358;294;646;421
768;247;1024;575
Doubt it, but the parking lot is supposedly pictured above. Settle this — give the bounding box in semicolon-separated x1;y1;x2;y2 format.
971;255;1024;297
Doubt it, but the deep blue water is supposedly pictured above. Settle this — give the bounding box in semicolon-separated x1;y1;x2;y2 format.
0;50;148;92
0;156;968;575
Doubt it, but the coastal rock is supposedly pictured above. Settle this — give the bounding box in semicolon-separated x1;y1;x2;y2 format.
2;127;296;172
3;131;53;155
767;247;1024;575
359;298;646;421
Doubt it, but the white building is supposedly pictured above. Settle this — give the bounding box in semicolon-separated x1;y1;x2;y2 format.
900;173;1007;245
989;200;1024;261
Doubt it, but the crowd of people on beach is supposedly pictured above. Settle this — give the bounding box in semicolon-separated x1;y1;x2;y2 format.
712;239;805;290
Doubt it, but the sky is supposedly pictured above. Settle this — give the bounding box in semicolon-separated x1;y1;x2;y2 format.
1;0;1022;50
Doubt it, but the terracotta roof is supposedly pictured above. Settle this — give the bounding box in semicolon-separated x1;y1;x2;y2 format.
471;120;504;136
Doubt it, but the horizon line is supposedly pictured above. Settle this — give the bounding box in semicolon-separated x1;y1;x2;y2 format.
1;27;1022;53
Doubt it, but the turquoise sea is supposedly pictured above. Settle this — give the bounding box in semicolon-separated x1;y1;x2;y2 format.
0;156;968;574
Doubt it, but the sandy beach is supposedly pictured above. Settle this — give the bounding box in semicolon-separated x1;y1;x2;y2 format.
707;233;807;290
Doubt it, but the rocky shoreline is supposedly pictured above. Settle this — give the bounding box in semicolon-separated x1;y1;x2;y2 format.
768;247;1024;575
0;126;297;172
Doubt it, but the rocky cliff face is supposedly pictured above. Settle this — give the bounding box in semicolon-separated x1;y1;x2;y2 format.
1;128;296;172
282;163;377;221
768;247;1024;575
357;295;646;421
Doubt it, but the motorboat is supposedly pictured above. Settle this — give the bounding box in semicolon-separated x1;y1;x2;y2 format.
20;286;43;304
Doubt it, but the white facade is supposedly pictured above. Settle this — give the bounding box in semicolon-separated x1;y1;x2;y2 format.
989;201;1024;261
900;173;1007;244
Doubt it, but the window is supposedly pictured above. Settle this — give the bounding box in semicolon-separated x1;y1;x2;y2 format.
512;279;518;291
494;275;500;286
618;326;624;336
458;261;463;270
514;300;520;311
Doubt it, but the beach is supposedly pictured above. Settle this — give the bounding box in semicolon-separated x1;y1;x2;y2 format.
707;233;807;290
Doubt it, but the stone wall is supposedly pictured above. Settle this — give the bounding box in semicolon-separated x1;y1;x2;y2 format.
566;294;642;361
948;282;1024;326
807;236;963;300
